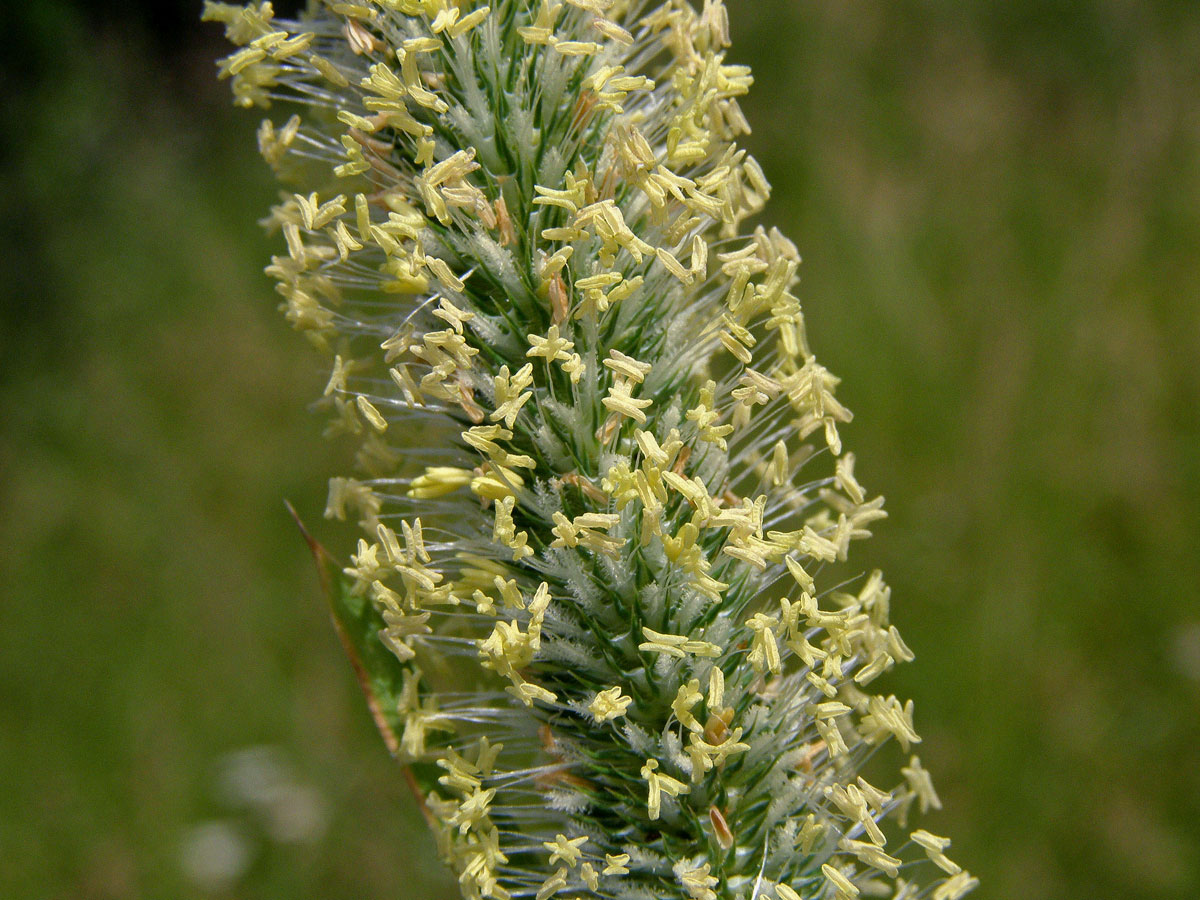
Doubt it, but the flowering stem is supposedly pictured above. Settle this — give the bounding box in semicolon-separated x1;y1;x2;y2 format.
209;3;975;899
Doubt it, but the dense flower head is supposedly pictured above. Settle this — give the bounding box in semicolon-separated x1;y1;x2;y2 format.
207;2;976;899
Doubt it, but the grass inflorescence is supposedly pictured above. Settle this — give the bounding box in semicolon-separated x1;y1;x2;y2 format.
207;2;976;899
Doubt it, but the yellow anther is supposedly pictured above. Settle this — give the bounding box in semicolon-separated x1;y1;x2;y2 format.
448;6;490;39
588;686;632;723
746;613;781;674
707;667;724;710
932;872;979;900
672;679;704;733
639;627;721;659
656;246;693;283
911;830;961;875
542;834;587;868
684;728;750;782
603;349;652;384
859;695;921;751
678;862;719;900
526;324;575;363
901;756;942;815
603;853;630;876
535;867;567;900
640;758;689;820
839;839;900;878
356;395;388;432
492;363;534;429
821;864;859;899
602;380;652;425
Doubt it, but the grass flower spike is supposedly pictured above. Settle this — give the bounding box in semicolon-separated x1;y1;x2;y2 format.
208;2;976;899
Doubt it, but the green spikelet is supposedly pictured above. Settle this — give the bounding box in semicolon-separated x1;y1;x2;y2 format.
207;2;977;899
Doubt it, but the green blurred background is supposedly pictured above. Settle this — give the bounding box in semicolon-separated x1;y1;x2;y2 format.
2;1;1197;898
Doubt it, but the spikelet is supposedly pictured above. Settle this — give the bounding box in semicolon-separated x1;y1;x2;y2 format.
207;2;975;898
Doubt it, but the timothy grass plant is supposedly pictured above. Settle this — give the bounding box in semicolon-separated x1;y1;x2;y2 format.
206;2;976;899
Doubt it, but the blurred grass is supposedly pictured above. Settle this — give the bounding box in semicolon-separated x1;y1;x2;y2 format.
1;1;1197;899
